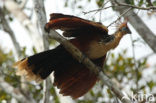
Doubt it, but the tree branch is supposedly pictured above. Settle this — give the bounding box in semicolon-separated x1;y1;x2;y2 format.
83;0;156;15
111;0;156;53
32;0;49;50
4;0;43;51
114;0;156;10
32;0;50;103
47;29;132;103
0;7;21;57
83;6;114;14
0;76;35;103
130;33;139;93
0;7;37;103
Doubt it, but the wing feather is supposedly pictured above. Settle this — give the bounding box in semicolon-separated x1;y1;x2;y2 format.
45;13;108;37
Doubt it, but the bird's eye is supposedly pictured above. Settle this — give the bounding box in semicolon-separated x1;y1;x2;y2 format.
121;27;127;32
121;26;131;34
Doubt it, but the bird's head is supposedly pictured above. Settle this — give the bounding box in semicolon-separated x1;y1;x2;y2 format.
118;20;131;35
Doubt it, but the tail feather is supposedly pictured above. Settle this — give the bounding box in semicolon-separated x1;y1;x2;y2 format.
14;45;67;82
14;44;106;98
14;58;42;82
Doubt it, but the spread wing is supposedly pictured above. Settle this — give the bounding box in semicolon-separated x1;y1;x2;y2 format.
45;13;108;37
14;44;107;98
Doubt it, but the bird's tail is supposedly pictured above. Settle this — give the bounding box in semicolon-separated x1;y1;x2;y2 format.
13;58;43;82
13;46;65;82
14;45;106;98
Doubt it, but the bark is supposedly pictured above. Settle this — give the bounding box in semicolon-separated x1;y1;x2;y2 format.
32;0;50;103
33;0;49;50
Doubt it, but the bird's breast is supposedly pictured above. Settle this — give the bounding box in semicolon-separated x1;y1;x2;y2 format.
70;35;118;59
85;38;119;59
85;41;108;59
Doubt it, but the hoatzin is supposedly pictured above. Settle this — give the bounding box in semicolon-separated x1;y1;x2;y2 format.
14;13;131;99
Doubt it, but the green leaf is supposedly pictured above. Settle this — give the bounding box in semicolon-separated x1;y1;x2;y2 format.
90;90;95;96
96;0;104;7
8;16;14;22
97;91;103;97
153;1;156;6
111;53;115;59
138;0;144;7
125;0;134;5
147;81;155;91
32;47;37;54
137;71;142;81
21;47;26;56
78;5;83;9
64;1;68;7
107;89;113;98
49;39;57;46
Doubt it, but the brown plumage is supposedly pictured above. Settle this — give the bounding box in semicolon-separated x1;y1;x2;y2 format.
14;13;131;99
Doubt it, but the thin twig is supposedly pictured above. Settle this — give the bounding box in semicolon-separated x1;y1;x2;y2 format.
83;6;114;14
47;29;132;103
107;7;132;28
114;0;156;10
137;52;154;61
94;0;110;17
84;0;110;15
83;0;156;15
104;0;110;6
129;33;139;93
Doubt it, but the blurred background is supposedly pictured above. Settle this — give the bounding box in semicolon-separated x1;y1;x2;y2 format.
0;0;156;103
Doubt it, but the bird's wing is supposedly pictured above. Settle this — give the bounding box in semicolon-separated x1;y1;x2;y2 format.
14;44;107;98
45;13;108;37
53;53;107;99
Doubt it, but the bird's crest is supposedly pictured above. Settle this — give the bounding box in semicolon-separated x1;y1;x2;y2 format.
118;19;131;34
119;19;128;29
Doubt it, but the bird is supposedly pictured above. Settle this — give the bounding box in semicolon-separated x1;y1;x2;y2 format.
13;13;131;99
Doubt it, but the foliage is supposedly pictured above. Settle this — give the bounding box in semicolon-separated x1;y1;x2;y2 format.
0;49;16;101
0;0;156;103
76;50;156;103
